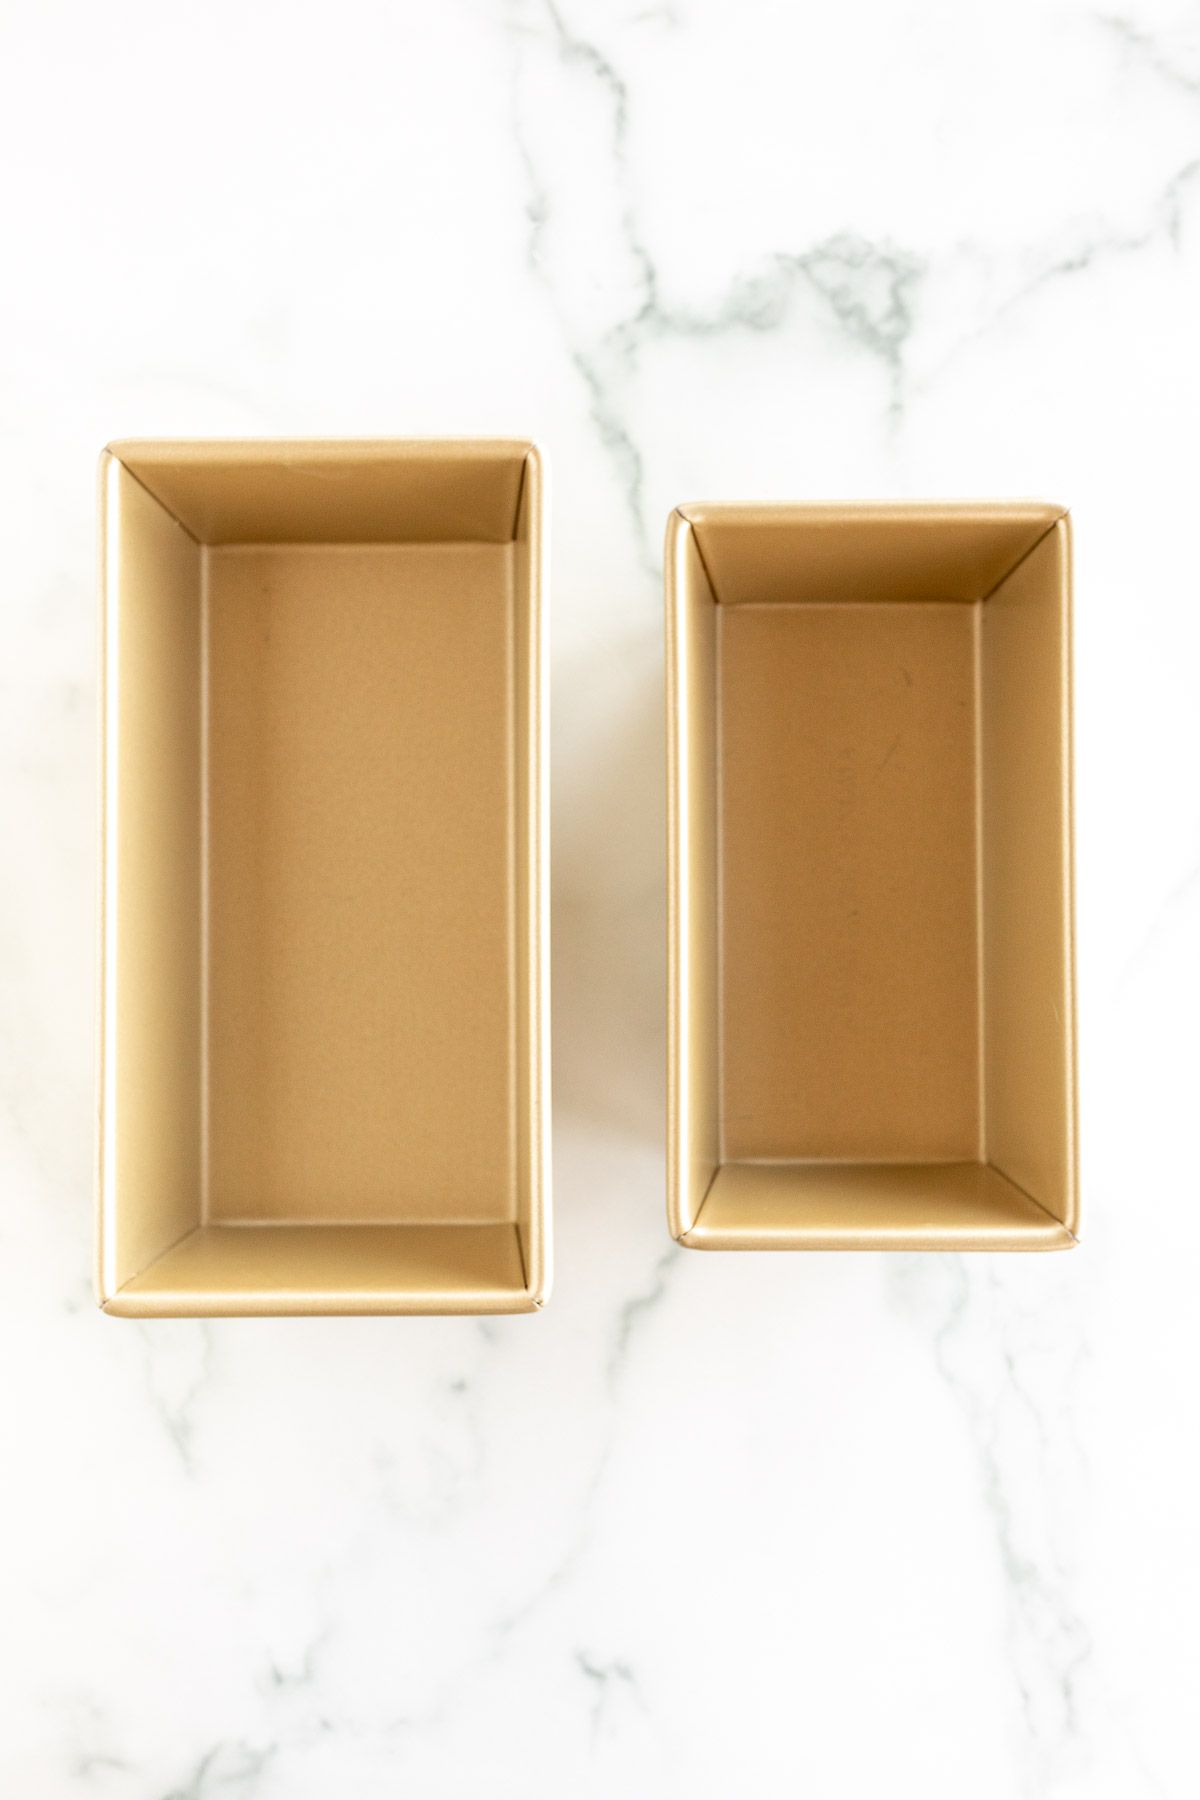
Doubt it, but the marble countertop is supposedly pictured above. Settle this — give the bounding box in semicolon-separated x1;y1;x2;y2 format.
3;0;1199;1793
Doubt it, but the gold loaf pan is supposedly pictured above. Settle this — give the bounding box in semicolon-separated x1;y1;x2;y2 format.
667;502;1077;1252
98;440;549;1315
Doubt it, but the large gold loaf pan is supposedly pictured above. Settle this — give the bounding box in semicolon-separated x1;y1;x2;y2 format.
98;440;549;1315
667;503;1077;1252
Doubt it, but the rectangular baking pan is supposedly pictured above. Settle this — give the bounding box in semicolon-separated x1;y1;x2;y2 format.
98;440;549;1314
666;502;1076;1251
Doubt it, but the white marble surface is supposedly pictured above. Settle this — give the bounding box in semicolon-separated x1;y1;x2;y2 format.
2;0;1199;1792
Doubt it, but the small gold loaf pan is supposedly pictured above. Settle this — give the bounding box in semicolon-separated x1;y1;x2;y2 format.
97;440;549;1315
666;502;1077;1252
